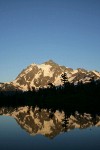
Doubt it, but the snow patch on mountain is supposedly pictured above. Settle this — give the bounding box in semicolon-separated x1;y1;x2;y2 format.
54;76;62;85
37;64;53;77
68;76;76;82
92;71;100;77
34;72;41;79
71;70;78;74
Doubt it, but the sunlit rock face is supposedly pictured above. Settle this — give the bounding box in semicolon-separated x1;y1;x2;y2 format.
0;107;100;139
0;60;100;91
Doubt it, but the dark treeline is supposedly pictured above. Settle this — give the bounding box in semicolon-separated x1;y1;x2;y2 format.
0;76;100;113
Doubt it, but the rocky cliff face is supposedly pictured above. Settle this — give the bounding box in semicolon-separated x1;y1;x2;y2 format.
0;60;100;91
0;106;100;138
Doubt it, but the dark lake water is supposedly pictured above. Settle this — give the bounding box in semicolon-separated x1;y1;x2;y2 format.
0;106;100;150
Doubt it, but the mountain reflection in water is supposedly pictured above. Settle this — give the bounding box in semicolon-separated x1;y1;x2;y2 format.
0;106;100;139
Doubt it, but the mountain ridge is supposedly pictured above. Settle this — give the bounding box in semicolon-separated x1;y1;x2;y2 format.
0;60;100;91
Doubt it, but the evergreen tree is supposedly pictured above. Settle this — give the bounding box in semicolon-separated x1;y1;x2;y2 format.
61;72;69;86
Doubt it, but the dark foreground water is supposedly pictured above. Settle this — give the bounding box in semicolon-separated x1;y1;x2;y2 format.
0;106;100;150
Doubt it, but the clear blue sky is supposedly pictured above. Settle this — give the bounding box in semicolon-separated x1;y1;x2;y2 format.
0;0;100;82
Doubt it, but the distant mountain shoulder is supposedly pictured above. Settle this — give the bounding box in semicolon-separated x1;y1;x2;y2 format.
0;60;100;91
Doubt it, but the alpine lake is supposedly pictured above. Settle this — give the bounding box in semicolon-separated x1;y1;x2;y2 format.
0;106;100;150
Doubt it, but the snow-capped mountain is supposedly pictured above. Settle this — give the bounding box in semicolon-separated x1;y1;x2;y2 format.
0;60;100;91
0;106;100;138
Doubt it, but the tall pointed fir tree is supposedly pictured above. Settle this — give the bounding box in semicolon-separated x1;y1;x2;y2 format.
61;72;69;86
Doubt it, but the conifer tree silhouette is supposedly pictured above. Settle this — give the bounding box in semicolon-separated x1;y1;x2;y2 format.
61;72;69;86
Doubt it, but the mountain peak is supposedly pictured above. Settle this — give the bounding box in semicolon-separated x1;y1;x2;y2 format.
0;60;100;91
44;59;55;63
44;60;58;66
